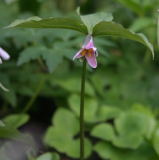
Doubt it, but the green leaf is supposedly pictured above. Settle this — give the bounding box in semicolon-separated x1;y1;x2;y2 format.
68;94;98;123
153;128;159;156
3;114;29;128
44;108;92;158
129;17;155;32
115;111;148;136
114;0;143;15
94;141;156;160
145;118;157;140
76;7;113;34
94;141;115;159
66;138;92;159
18;45;62;73
113;134;143;149
54;78;95;96
44;126;72;153
91;123;115;141
4;16;87;35
0;125;37;151
42;49;62;73
17;46;46;66
96;105;121;122
36;152;60;160
52;108;79;137
92;21;154;59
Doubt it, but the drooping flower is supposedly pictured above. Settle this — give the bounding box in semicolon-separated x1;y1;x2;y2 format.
73;35;98;68
0;47;10;64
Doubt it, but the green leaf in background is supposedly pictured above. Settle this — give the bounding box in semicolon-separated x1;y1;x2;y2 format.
68;94;121;123
36;152;60;160
96;105;121;121
17;45;63;73
42;49;62;73
0;125;37;151
115;111;148;136
66;138;92;158
44;108;92;158
114;0;143;15
92;21;154;59
91;123;115;141
17;45;46;66
153;128;159;156
112;134;143;149
76;7;113;34
94;141;156;160
54;78;95;96
145;118;157;140
129;17;155;32
68;94;98;123
3;114;29;128
4;16;88;35
52;108;79;137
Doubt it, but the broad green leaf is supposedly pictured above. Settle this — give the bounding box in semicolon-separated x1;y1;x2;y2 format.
76;7;113;34
54;78;95;96
145;118;157;140
96;105;121;122
94;141;115;159
66;138;92;158
52;108;79;137
68;94;98;123
129;17;155;32
44;126;72;153
44;108;92;158
0;125;37;151
36;152;60;160
131;103;155;117
153;128;159;156
112;134;143;149
94;141;156;160
4;16;87;35
3;114;29;128
114;0;143;15
3;89;16;106
92;21;154;59
115;111;148;136
42;49;62;73
0;120;5;127
91;123;115;141
17;46;46;66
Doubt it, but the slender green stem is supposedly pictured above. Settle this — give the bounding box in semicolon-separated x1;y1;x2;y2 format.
80;58;87;160
22;74;46;113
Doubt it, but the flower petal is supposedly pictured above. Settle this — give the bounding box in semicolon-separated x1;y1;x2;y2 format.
0;47;10;60
85;51;97;68
85;37;97;51
73;48;83;60
0;58;2;64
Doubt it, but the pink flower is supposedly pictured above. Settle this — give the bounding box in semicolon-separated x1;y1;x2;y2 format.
0;47;10;64
73;35;98;68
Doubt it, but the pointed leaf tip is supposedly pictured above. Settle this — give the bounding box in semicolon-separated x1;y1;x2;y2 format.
92;21;154;59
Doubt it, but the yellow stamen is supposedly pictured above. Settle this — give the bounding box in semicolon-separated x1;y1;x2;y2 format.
88;50;92;58
81;49;87;56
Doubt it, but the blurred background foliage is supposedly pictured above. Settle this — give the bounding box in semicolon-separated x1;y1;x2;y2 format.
0;0;159;159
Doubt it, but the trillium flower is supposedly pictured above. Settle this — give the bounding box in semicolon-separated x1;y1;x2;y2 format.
73;35;98;68
0;47;10;64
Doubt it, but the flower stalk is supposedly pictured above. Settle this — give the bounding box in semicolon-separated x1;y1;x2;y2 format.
80;58;87;160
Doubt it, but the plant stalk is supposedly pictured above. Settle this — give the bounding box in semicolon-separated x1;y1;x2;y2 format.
80;58;87;160
22;74;46;113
